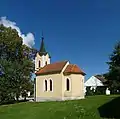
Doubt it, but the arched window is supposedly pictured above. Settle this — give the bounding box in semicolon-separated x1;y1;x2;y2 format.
50;79;53;91
45;80;47;91
66;78;70;91
39;60;41;67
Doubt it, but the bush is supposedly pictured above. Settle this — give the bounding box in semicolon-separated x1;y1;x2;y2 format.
86;86;107;96
95;86;106;95
86;87;95;96
0;92;15;105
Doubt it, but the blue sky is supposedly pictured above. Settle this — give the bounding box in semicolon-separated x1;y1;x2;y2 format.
0;0;120;79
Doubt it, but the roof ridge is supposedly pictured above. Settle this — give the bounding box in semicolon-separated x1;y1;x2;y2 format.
44;61;68;66
53;60;68;63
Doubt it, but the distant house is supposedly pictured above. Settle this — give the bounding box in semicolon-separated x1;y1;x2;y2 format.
84;75;107;93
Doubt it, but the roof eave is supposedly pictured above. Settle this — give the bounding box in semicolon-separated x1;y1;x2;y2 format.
63;72;86;76
36;71;62;76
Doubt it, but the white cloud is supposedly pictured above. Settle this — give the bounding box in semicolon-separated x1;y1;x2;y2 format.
0;17;35;48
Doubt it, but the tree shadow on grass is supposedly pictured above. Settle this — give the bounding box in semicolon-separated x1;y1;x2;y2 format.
98;96;120;119
0;100;29;106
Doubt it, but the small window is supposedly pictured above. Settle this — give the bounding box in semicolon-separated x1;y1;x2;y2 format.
39;60;41;67
45;80;47;91
50;79;53;91
66;78;70;91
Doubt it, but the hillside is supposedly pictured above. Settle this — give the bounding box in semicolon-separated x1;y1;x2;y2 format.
0;95;120;119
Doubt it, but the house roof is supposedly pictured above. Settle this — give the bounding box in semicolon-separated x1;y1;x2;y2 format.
94;75;106;82
36;61;68;75
85;76;105;87
36;61;85;76
63;64;86;75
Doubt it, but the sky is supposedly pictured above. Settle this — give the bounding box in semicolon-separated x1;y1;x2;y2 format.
0;0;120;79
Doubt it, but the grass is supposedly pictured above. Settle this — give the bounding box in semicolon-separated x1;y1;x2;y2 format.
0;95;120;119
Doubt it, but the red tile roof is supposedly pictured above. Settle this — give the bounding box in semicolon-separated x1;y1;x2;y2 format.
63;64;86;75
36;61;68;75
36;61;86;76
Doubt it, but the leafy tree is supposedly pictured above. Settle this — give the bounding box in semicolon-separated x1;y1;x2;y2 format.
105;41;120;93
0;60;16;103
0;24;36;103
0;24;23;61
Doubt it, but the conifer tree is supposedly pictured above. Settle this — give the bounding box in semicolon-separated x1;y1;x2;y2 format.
105;42;120;93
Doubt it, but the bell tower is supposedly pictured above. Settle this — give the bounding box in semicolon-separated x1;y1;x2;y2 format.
35;35;51;72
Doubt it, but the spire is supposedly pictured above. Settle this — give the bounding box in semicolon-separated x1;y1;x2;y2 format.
40;36;46;52
39;33;47;56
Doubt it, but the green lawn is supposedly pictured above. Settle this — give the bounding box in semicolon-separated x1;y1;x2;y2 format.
0;95;120;119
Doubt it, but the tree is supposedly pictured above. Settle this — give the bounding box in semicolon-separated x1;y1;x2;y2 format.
0;25;36;103
0;24;23;61
105;41;120;93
